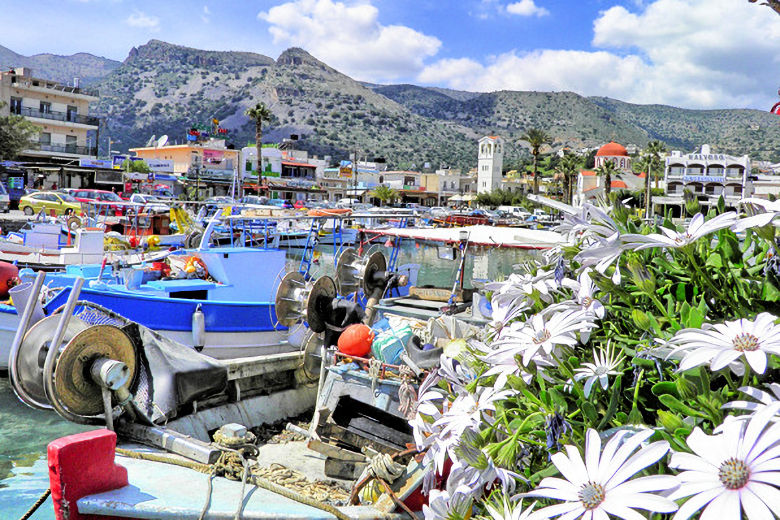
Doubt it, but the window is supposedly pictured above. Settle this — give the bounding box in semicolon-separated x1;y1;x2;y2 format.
39;132;51;145
66;135;77;153
10;97;22;114
39;101;51;114
67;105;78;122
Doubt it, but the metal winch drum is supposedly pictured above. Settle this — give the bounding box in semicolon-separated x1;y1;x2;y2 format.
11;314;137;419
335;247;387;296
274;271;337;334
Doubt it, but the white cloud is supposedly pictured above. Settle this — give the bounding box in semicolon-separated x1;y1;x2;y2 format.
258;0;441;82
201;5;210;24
419;0;780;109
506;0;549;17
125;10;160;31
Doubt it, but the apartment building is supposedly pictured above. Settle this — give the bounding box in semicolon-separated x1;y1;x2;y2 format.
0;68;99;161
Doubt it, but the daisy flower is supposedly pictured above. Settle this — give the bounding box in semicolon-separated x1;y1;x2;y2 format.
433;386;514;440
490;309;596;366
422;486;474;520
732;197;780;232
668;401;780;520
667;313;780;374
575;232;624;276
621;211;737;250
570;342;625;398
721;383;780;422
486;497;536;520
525;428;678;519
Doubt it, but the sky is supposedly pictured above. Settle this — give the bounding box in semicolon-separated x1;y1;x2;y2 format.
1;0;779;110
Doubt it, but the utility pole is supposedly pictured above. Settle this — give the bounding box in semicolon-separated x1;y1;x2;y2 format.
352;148;359;208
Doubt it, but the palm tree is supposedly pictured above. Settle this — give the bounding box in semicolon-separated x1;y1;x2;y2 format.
519;128;551;195
555;153;581;205
596;159;619;199
642;140;666;219
371;185;398;206
245;102;272;183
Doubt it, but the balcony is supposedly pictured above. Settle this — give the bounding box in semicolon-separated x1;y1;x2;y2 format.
27;142;98;157
12;106;100;127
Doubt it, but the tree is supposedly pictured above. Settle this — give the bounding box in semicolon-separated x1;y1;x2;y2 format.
642;140;666;218
596;159;619;199
0;102;37;160
519;128;551;195
121;159;152;173
245;102;272;182
555;153;581;205
371;185;398;206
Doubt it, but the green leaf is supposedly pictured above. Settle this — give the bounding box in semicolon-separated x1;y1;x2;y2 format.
705;253;723;268
581;401;599;424
658;394;708;418
763;279;780;302
652;381;679;397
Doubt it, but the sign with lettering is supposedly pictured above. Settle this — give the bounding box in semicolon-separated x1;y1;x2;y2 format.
145;159;174;172
78;158;112;169
687;154;729;161
682;175;726;183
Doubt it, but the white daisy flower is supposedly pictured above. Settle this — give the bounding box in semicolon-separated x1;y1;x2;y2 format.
732;197;780;232
570;342;625;398
486;497;536;520
489;309;596;366
422;486;473;520
622;212;738;250
668;401;780;520
667;313;780;374
525;428;678;519
575;232;624;276
721;384;780;423
433;386;513;440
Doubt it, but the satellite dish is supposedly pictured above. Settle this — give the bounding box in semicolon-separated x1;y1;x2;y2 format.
145;135;156;147
156;135;169;148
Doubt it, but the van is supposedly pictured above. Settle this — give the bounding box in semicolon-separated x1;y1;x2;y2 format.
336;198;360;207
0;183;9;213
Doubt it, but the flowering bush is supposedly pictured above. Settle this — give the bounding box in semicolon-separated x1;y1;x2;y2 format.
413;199;780;520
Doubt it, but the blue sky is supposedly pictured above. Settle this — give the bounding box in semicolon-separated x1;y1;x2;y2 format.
2;0;779;110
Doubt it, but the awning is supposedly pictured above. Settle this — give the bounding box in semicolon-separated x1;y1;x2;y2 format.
346;189;367;196
448;194;463;201
282;160;317;168
462;194;477;201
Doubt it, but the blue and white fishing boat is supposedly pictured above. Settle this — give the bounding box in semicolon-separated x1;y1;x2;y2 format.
43;217;292;361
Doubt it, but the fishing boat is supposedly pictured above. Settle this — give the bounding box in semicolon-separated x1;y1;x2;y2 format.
10;262;429;520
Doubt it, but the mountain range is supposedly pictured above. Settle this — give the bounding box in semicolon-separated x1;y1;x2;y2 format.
3;40;779;169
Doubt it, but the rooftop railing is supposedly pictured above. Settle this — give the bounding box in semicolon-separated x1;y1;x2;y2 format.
26;142;98;157
10;78;99;97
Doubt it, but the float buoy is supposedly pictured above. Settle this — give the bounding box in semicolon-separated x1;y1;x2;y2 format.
337;324;374;357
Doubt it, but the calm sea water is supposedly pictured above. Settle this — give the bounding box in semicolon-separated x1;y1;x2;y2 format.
0;243;537;518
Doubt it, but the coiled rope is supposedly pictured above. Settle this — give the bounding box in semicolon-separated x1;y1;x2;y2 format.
115;447;350;520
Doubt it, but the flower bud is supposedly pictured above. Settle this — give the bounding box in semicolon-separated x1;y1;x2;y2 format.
627;258;656;294
631;309;652;330
657;410;684;432
675;375;697;401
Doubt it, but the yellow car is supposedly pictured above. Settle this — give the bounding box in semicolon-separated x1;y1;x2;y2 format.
19;191;82;216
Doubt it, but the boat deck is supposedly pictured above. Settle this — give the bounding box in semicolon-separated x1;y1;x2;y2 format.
77;441;398;520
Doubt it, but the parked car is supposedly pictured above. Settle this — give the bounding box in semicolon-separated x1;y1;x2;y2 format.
66;189;128;215
428;206;449;219
336;198;360;208
240;195;269;206
206;196;235;204
269;198;293;209
19;191;82;216
128;194;170;214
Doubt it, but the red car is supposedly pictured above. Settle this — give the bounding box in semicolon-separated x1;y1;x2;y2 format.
66;189;129;216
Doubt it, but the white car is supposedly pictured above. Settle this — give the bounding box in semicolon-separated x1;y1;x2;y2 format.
129;194;170;214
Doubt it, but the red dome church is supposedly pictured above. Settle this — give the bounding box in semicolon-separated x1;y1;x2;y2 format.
595;141;631;171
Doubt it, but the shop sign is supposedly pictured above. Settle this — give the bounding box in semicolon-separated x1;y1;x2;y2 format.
145;159;174;172
78;158;112;169
682;175;725;183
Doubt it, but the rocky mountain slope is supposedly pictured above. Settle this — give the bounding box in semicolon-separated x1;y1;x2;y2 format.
0;45;120;86
95;40;478;170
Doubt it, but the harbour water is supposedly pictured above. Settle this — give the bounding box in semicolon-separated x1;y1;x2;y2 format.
0;243;537;517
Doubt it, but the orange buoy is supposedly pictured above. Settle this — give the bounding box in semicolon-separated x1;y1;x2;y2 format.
337;324;374;357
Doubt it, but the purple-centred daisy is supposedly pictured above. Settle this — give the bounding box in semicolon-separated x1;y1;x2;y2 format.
525;428;678;519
